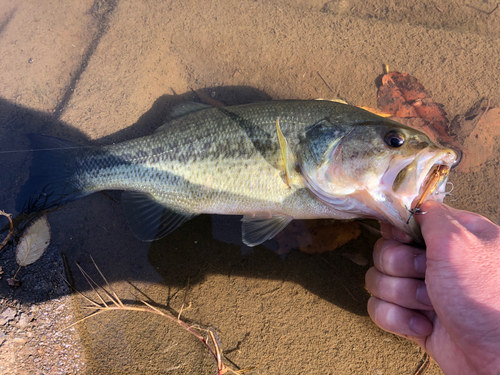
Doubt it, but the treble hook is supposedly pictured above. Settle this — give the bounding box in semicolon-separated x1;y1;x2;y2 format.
446;181;454;194
446;193;458;202
406;206;427;224
444;182;458;201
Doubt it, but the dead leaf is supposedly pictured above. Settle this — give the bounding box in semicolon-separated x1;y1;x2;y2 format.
378;73;419;118
7;278;22;287
16;215;51;267
377;71;454;145
275;220;361;254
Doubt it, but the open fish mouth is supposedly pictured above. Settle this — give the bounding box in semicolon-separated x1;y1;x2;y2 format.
368;147;458;243
389;147;458;222
414;149;457;201
411;164;450;211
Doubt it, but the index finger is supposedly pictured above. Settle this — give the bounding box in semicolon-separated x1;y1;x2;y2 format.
373;237;427;278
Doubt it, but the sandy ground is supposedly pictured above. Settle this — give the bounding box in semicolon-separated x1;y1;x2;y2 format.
1;0;500;374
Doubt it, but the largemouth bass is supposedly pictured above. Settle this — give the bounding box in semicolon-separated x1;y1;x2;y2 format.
17;100;457;246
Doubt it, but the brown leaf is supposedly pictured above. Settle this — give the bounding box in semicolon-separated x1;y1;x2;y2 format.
275;220;361;254
377;71;454;145
378;73;419;118
7;278;22;287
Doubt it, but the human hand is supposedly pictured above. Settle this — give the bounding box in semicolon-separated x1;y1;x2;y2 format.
365;201;500;374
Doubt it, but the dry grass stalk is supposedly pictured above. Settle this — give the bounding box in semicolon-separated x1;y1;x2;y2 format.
0;210;14;252
414;351;431;375
62;256;265;375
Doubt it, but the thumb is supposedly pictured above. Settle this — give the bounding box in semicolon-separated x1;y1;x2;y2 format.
415;201;461;243
414;201;478;266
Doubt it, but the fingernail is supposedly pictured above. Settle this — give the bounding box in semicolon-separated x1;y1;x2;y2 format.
410;316;433;336
416;285;432;306
414;254;426;274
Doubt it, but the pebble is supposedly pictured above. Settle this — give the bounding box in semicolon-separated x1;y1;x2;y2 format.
13;337;26;345
16;314;30;330
0;307;16;326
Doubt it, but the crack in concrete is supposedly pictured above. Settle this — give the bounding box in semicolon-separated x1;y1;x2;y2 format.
52;0;119;120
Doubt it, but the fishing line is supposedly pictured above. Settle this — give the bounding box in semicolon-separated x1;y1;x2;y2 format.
0;147;85;154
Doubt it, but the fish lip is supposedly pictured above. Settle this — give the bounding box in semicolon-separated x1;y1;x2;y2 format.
450;148;463;169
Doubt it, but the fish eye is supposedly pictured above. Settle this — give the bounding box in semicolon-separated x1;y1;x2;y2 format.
384;131;405;148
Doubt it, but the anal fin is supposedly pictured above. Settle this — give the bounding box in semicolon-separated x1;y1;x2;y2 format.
122;191;197;241
241;213;293;247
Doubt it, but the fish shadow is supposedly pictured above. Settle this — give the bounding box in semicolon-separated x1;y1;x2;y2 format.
148;214;374;316
0;88;373;316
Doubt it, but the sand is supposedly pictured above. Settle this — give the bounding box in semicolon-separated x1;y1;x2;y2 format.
1;0;500;374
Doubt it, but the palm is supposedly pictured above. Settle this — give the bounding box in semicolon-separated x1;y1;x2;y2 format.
423;216;500;373
424;314;477;374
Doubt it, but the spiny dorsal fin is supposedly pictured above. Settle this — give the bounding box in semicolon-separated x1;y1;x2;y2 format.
241;213;293;247
169;102;212;118
156;102;213;133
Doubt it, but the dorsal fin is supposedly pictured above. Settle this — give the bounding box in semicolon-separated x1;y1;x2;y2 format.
169;102;211;118
156;102;212;133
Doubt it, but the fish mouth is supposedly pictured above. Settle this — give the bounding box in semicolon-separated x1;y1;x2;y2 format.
379;147;458;242
389;148;457;205
410;164;450;210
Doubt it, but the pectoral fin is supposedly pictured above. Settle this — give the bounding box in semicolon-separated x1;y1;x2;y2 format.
122;191;197;241
276;117;296;187
241;213;293;247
